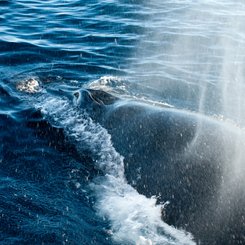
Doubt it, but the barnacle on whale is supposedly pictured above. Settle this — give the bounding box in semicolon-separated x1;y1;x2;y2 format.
16;77;41;93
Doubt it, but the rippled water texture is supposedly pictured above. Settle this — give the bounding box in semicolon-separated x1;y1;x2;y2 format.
0;0;144;81
1;0;245;244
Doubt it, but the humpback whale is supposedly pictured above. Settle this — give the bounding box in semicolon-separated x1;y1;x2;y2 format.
75;88;245;245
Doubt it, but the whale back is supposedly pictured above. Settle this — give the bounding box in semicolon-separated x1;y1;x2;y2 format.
76;89;245;244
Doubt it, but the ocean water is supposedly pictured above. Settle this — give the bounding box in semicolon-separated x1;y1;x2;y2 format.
1;0;245;244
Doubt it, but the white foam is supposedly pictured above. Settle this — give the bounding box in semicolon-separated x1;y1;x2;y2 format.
16;77;41;93
34;93;195;245
87;76;173;109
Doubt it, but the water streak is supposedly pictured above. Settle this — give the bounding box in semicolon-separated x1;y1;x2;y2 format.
32;91;195;245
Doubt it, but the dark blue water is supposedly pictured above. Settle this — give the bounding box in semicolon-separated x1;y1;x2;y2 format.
0;1;168;244
0;1;143;244
1;0;245;244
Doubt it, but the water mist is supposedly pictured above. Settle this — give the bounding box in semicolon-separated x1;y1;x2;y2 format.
130;0;245;243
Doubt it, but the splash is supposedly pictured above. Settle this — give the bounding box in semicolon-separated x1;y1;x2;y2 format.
31;90;195;245
131;0;245;209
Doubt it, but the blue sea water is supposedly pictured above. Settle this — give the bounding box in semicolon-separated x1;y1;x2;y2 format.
0;1;144;244
1;0;245;244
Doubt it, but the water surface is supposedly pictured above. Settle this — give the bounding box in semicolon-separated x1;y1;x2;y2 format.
1;0;245;244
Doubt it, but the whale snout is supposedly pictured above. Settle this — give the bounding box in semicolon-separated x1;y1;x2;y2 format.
72;89;108;120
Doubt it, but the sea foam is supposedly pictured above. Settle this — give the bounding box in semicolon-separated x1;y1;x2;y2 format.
32;90;195;245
